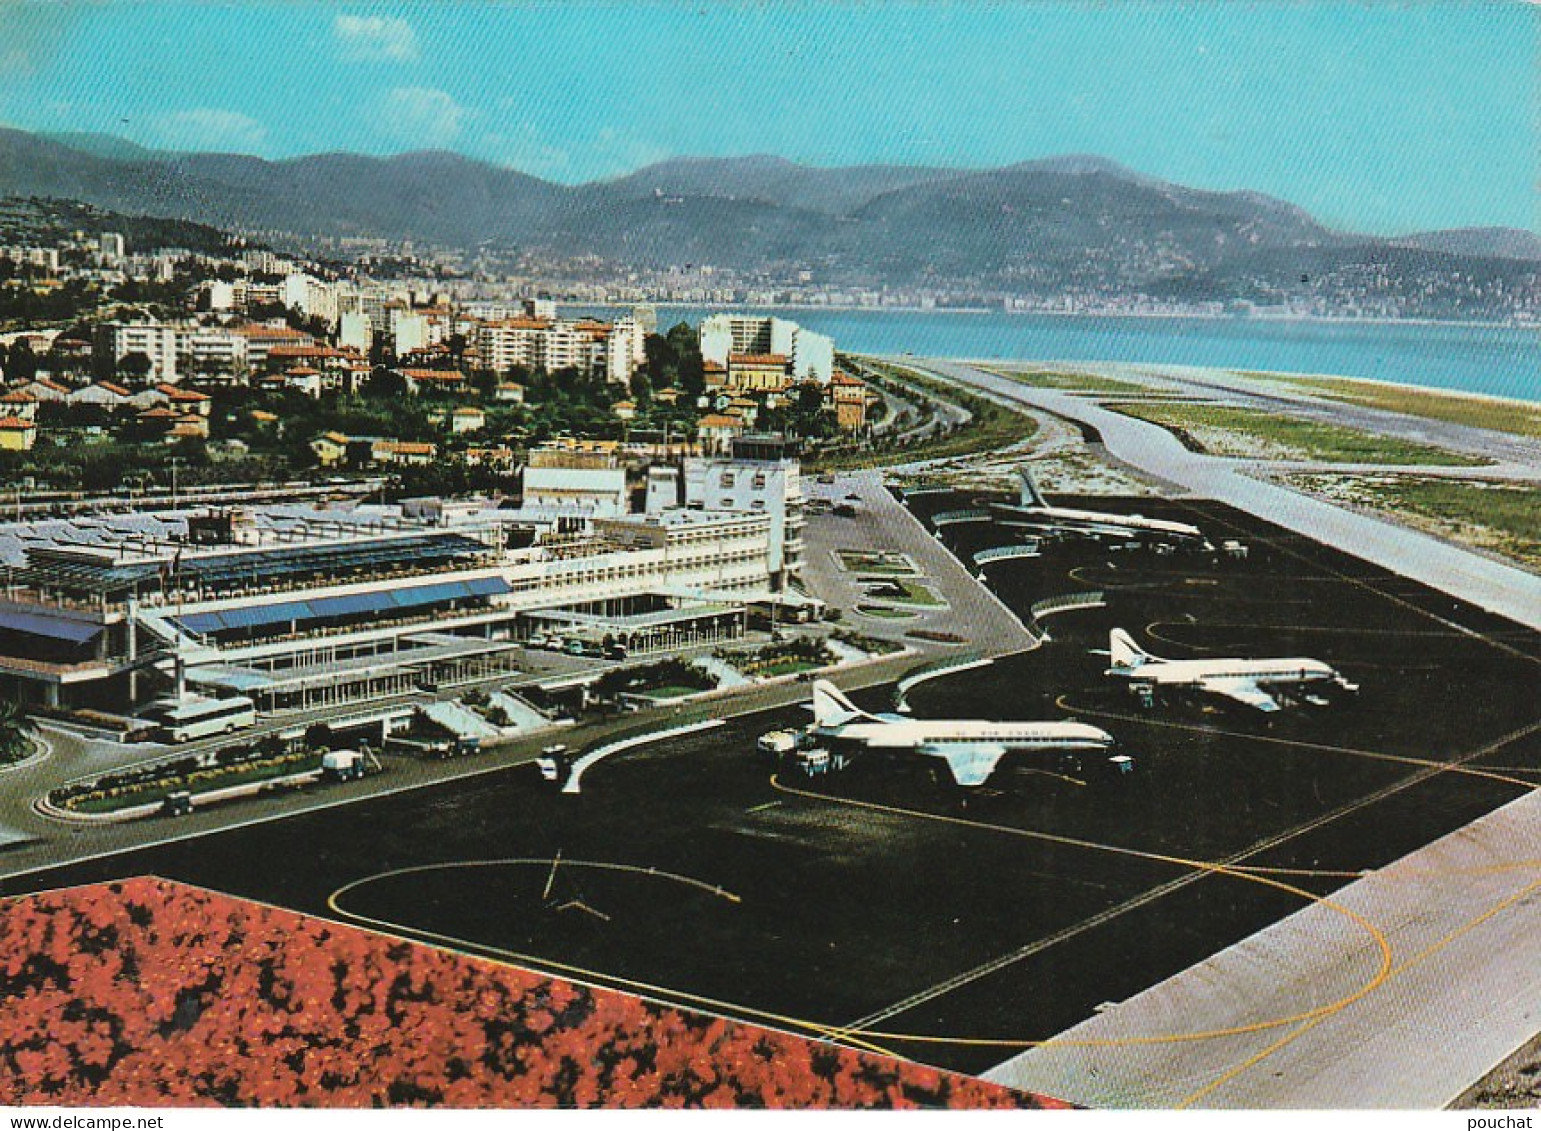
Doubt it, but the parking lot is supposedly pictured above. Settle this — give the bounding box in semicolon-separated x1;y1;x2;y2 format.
14;492;1540;1078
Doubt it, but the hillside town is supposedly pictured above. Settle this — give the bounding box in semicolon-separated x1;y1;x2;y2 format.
0;225;878;494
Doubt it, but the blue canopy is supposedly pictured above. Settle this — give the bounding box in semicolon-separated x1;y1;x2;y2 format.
0;608;102;645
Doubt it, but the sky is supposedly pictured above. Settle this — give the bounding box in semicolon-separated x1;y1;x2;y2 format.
0;1;1534;236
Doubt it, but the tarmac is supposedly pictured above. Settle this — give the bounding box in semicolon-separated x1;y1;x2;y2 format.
902;357;1541;632
983;782;1541;1109
800;468;1038;654
0;471;1017;887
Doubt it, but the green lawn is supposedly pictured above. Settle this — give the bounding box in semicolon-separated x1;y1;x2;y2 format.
861;577;943;607
66;753;325;814
1261;374;1541;440
1287;475;1541;570
1105;401;1488;466
985;367;1152;396
855;604;919;620
810;360;1039;471
836;550;918;576
759;658;824;677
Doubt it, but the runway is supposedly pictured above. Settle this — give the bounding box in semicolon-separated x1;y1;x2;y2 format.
983;784;1541;1108
900;357;1541;632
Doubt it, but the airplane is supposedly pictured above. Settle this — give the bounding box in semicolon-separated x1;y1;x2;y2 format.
808;679;1116;787
991;468;1212;549
1105;628;1358;713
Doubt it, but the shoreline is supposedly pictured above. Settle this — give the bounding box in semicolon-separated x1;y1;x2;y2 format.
615;302;1533;332
864;353;1541;414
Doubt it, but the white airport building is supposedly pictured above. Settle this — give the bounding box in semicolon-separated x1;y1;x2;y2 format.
0;491;784;719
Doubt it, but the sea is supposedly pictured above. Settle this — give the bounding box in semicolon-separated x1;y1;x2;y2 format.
579;306;1541;404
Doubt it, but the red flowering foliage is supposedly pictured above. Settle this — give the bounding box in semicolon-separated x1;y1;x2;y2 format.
0;877;1065;1110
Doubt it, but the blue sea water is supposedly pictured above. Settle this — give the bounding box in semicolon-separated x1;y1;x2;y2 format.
604;307;1541;404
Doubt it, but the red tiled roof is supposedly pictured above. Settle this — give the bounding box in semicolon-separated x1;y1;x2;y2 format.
398;369;466;381
378;440;436;455
484;317;553;330
0;416;35;429
237;324;311;339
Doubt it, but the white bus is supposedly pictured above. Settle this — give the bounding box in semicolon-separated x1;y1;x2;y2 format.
148;695;258;743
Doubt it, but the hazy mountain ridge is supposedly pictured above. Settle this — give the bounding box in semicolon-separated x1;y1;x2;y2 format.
3;128;1535;308
1389;227;1541;263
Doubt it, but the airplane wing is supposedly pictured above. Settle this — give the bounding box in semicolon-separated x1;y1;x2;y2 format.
1198;677;1281;712
917;742;1008;787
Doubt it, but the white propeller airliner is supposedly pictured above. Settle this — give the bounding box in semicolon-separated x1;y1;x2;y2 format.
1106;628;1358;712
809;679;1115;787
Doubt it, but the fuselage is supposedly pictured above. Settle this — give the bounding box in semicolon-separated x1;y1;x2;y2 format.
819;717;1114;751
995;501;1206;541
1116;658;1338;686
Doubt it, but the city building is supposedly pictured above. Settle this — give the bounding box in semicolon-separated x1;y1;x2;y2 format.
697;413;746;454
828;370;874;431
470;315;643;383
373;440;438;466
450;406;486;434
235;324;315;369
522;460;629;516
0;416;37;451
397;368;468;396
0;390;38;422
698;314;834;384
680;434;804;587
98;232;126;262
95;320;180;384
725;354;792;393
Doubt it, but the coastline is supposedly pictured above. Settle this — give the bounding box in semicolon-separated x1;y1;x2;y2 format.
629;302;1532;332
863;353;1541;415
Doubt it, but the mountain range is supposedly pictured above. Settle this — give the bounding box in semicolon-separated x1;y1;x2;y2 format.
4;128;1538;308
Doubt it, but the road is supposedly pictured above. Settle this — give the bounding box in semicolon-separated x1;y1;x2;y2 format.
899;357;1541;632
983;783;1541;1108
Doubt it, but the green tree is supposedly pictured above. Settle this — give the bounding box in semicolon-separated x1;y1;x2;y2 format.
0;700;38;764
664;322;705;396
6;340;38;383
117;351;154;383
364;367;407;399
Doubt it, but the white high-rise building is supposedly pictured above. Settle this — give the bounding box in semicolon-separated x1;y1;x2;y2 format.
338;311;373;353
390;310;429;355
682;434;804;587
95;320;179;383
698;314;834;384
471;315;641;383
283;274;339;327
98;232;126;262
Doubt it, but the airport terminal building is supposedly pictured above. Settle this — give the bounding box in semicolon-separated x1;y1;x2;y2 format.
0;496;782;719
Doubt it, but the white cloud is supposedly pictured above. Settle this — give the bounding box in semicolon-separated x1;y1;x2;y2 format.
481;124;570;178
153;108;267;152
374;86;465;147
592;127;669;176
334;14;418;63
